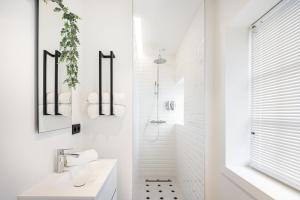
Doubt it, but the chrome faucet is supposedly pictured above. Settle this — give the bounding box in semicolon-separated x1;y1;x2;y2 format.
56;148;80;173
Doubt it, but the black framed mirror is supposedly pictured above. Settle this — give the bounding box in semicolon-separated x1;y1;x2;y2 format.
38;0;72;133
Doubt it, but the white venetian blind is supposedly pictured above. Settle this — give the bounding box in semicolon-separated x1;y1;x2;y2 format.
250;0;300;190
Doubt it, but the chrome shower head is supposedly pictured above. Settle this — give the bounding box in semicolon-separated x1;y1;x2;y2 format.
154;48;167;64
154;58;167;64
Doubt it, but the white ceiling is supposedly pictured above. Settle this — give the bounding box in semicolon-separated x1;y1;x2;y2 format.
134;0;203;57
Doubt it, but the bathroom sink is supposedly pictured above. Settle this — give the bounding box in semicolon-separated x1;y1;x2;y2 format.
18;159;117;200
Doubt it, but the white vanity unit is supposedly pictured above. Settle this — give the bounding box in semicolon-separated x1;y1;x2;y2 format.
18;159;117;200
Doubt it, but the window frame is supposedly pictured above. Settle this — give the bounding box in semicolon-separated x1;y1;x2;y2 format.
248;0;300;191
222;0;300;199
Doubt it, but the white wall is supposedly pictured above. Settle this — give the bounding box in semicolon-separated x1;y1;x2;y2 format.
0;0;82;200
205;0;255;199
205;0;280;199
79;1;133;200
175;6;205;200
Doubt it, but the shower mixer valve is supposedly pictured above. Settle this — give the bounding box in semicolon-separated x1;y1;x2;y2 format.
165;101;175;111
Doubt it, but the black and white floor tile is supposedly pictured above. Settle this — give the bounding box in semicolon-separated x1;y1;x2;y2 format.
137;178;183;200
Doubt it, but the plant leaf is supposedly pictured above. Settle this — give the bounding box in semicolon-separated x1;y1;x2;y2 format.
53;7;61;12
44;0;80;89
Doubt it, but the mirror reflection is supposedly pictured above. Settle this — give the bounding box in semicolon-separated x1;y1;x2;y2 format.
38;1;72;133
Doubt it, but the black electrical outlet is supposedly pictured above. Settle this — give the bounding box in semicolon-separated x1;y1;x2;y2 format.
72;124;81;135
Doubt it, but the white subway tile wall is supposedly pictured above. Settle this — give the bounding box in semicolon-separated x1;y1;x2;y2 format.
175;7;205;200
134;4;205;200
135;57;177;177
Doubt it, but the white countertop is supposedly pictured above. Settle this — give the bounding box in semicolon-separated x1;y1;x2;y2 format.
18;159;117;200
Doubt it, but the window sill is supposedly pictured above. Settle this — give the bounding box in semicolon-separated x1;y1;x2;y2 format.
223;165;300;200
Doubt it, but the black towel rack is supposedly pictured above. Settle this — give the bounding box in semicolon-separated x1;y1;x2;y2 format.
43;50;62;116
99;51;115;116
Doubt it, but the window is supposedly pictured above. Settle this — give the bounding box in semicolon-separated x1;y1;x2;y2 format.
250;0;300;191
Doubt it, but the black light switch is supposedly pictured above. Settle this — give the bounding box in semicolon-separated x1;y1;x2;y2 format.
72;124;81;135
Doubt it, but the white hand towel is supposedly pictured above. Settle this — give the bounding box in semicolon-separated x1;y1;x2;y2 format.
87;92;99;104
47;104;72;117
66;149;98;167
59;92;72;103
87;92;125;105
47;92;71;104
113;93;125;104
87;104;126;119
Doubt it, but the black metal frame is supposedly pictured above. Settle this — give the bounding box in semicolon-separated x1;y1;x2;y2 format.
99;51;115;116
43;50;61;116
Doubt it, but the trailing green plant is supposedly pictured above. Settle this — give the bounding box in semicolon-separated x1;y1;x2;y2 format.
43;0;80;89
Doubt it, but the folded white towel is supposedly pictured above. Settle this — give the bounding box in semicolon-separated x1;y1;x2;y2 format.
47;92;72;104
47;104;71;117
87;104;126;119
87;92;101;103
87;92;125;105
66;149;98;167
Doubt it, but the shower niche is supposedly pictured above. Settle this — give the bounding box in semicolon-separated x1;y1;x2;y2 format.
133;0;205;199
